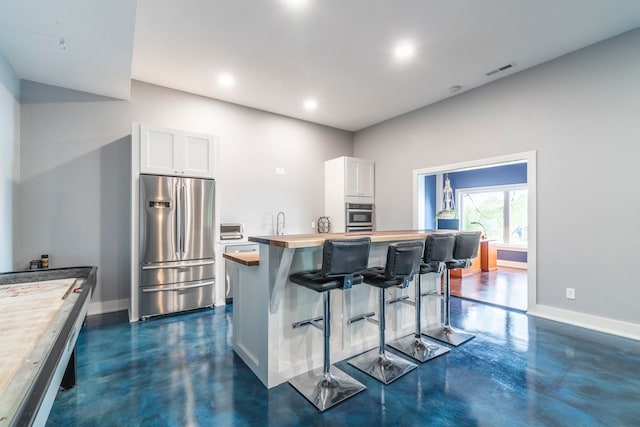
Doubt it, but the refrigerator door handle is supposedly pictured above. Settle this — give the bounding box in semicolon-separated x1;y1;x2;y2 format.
175;181;181;258
141;260;215;270
141;280;216;292
181;182;186;257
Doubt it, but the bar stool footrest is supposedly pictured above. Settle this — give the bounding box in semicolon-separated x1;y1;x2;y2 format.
348;311;376;325
292;315;324;330
420;290;442;298
288;366;366;412
422;325;475;347
348;349;417;384
388;334;450;362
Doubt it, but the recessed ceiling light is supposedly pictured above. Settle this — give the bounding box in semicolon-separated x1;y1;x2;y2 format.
303;98;317;111
448;85;462;94
281;0;310;10
393;41;415;61
217;73;235;87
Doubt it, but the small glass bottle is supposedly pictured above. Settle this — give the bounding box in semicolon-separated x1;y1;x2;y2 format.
41;254;49;269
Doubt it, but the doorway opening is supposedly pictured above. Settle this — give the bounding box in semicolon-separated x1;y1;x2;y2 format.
412;151;536;312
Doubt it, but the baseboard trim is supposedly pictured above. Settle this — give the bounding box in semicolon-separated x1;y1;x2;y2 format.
497;260;527;269
527;304;640;341
88;298;129;316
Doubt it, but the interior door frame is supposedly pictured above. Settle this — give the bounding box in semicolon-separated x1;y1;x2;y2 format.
412;151;536;311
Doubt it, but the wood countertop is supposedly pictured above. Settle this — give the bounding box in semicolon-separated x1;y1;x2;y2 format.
223;251;260;266
248;229;450;249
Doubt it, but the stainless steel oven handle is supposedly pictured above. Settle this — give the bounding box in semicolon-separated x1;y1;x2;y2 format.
141;260;215;270
346;227;374;232
141;280;216;292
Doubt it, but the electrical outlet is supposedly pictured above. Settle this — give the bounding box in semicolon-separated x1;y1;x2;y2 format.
275;167;285;175
566;288;576;300
311;221;316;229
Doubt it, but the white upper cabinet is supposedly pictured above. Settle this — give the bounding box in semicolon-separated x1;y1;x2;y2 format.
140;124;217;178
325;156;375;232
325;156;375;203
345;157;374;198
182;132;216;178
140;125;180;174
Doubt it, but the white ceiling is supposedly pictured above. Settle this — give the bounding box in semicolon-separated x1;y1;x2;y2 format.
0;0;136;99
2;1;640;131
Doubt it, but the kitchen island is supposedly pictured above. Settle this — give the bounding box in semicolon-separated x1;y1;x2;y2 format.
232;230;446;388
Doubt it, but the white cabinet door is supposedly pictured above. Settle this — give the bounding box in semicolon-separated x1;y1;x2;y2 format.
183;132;216;178
345;157;374;197
140;125;181;175
345;157;360;196
140;125;217;178
357;159;375;198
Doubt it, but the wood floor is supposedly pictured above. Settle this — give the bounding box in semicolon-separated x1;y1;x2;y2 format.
449;267;527;311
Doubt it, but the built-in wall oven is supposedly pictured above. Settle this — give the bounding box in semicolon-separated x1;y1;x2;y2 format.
346;203;375;232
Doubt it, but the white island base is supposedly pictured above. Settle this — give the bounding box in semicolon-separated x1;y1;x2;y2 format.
232;232;445;389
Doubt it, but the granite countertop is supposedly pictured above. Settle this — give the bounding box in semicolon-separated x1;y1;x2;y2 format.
248;229;444;249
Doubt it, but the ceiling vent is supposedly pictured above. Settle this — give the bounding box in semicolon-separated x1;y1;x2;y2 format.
486;63;516;77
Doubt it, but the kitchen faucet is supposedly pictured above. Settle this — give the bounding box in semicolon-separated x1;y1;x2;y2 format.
470;221;486;238
276;211;285;235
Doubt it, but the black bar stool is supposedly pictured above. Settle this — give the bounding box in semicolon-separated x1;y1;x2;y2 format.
348;241;423;384
288;237;371;411
424;231;481;346
389;233;454;362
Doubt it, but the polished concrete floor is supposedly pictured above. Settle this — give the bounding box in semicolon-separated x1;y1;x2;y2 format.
451;268;528;311
47;300;640;426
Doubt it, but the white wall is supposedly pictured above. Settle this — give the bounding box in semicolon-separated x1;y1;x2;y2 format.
18;84;131;311
354;29;640;327
18;80;352;310
0;53;20;273
130;81;352;235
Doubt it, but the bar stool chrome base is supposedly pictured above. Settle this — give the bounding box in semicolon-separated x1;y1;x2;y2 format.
388;334;450;362
348;349;417;385
289;366;366;412
423;325;474;347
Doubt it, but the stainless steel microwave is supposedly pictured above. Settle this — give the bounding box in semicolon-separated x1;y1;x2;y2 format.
220;223;245;240
346;203;374;228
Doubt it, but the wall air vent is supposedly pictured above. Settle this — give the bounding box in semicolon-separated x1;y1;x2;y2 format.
486;63;516;77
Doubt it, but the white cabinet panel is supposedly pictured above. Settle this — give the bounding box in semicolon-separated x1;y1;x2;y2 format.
345;157;374;198
183;133;216;177
140;125;180;175
345;157;360;196
140;124;217;178
324;156;375;232
355;159;374;198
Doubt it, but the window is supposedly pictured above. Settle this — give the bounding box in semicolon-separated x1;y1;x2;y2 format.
457;185;528;245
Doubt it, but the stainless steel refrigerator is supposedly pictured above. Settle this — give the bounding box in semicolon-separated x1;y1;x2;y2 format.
139;174;216;319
